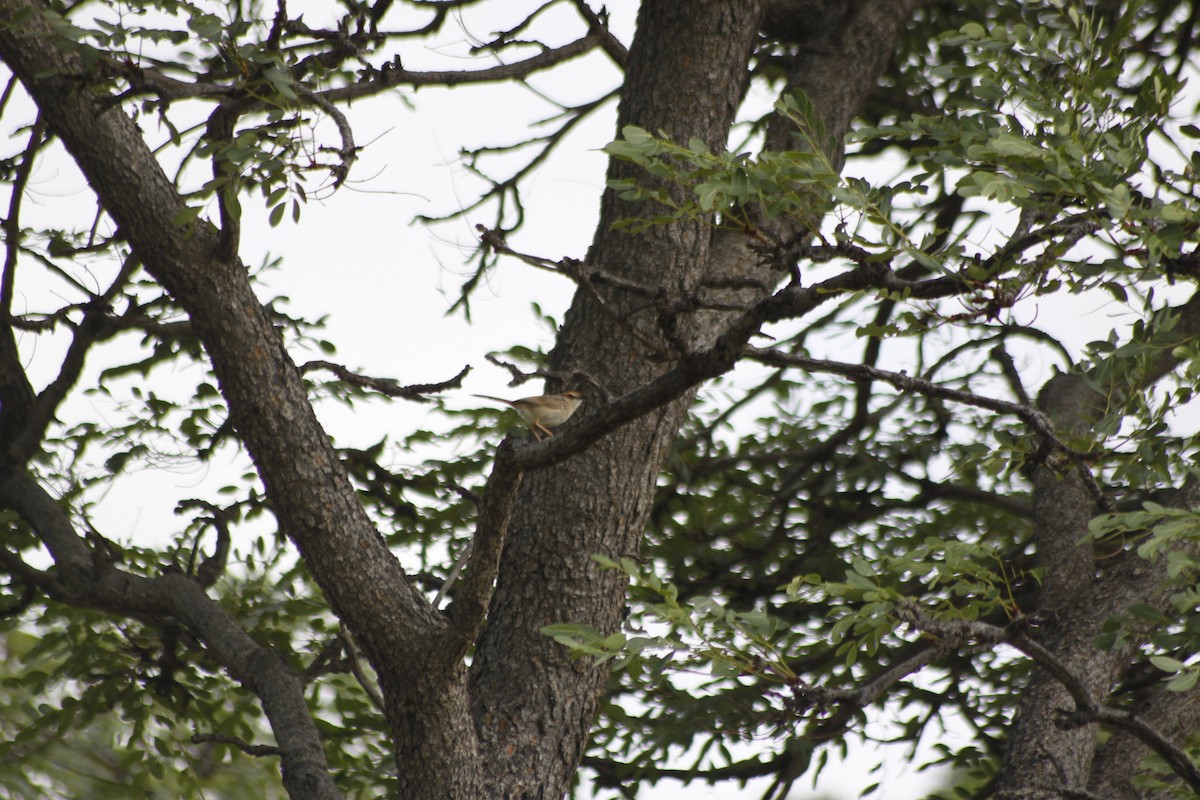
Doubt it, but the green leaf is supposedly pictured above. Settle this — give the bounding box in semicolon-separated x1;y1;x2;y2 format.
170;206;203;227
1149;655;1184;673
1128;604;1172;624
1166;669;1199;692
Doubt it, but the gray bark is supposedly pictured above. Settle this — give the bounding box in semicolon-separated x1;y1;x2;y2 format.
995;305;1200;799
468;2;920;797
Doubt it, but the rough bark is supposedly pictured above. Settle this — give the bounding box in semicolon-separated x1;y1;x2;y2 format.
25;0;1183;797
1089;687;1200;799
996;292;1200;799
467;2;918;797
0;0;916;794
468;5;766;794
0;2;478;796
994;373;1111;799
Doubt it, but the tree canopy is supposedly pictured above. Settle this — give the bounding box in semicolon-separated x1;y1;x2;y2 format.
2;1;1200;799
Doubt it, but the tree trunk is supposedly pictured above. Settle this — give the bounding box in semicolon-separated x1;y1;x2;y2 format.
0;1;927;797
0;3;479;796
468;2;917;797
996;368;1197;798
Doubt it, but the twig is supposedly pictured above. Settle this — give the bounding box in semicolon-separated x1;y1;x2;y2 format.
2;117;46;316
321;31;608;103
745;347;1056;433
482;354;609;399
477;226;673;358
796;641;944;712
501;261;896;472
177;499;233;588
990;343;1032;406
337;628;385;713
895;607;1200;796
192;731;282;758
569;0;628;67
744;347;1113;510
100;56;236;102
300;361;469;400
299;88;358;188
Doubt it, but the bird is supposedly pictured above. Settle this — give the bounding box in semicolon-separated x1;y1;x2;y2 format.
472;390;584;440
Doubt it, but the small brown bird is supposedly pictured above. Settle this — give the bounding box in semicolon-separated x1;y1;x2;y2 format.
473;390;584;440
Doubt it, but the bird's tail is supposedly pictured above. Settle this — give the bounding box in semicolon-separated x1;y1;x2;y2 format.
472;394;515;406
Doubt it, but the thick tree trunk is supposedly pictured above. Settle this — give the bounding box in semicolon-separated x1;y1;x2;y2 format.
996;366;1198;799
468;5;766;795
993;375;1110;799
0;3;480;796
468;2;917;797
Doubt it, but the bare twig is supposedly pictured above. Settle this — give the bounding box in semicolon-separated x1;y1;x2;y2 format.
299;88;358;188
337;627;385;713
744;347;1113;510
1;117;45;316
321;31;608;103
300;361;470;400
745;347;1054;432
477;226;674;358
482;353;609;399
990;343;1032;406
192;731;283;758
569;0;629;67
6;265;141;465
177;499;233;588
100;57;237;103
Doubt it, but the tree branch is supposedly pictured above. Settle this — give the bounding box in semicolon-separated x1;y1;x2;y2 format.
299;360;470;401
504;262;898;472
445;445;523;652
569;0;628;67
744;347;1114;510
337;627;385;713
298;88;357;188
476;226;673;358
0;470;343;799
320;30;607;104
0;9;482;790
178;499;233;588
896;607;1200;796
192;731;283;758
5;256;140;465
1089;680;1200;798
0;116;45;446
